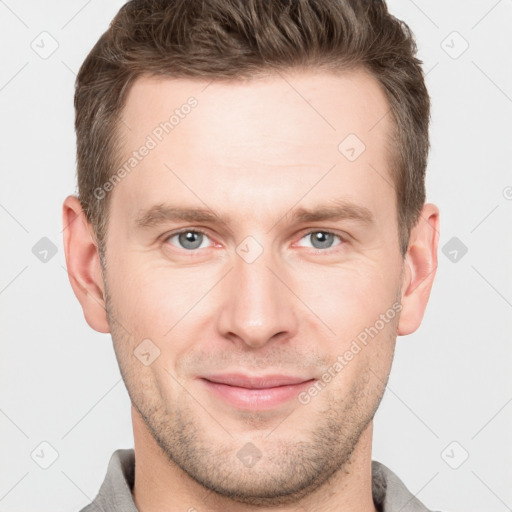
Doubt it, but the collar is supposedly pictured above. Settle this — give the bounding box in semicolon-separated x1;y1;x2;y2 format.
80;449;437;512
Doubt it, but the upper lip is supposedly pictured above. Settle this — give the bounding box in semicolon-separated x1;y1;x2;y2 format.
200;373;314;389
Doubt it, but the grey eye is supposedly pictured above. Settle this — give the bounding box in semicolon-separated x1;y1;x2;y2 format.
309;231;336;249
297;231;342;251
172;231;208;250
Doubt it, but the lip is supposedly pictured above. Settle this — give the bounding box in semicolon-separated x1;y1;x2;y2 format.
199;373;316;410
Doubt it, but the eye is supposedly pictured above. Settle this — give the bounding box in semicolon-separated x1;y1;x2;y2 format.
165;229;212;251
163;229;344;253
297;230;344;251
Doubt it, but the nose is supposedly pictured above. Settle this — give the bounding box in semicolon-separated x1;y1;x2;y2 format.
216;246;299;349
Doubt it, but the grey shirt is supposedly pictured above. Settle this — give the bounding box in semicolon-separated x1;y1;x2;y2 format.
79;448;441;512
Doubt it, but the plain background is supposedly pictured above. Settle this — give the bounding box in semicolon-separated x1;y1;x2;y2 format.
1;1;511;511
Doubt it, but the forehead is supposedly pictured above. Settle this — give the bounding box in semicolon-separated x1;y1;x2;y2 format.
113;69;395;227
120;68;393;151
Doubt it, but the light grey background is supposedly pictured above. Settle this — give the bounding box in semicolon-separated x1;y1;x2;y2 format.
1;1;511;511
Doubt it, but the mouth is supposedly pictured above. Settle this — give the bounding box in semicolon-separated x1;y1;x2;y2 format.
198;373;316;410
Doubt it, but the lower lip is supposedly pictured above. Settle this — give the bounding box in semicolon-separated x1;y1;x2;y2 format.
200;378;315;410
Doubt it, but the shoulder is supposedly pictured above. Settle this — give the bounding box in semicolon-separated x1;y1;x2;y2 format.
371;460;448;512
77;448;137;512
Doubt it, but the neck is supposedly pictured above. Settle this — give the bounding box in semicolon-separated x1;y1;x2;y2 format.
131;406;378;512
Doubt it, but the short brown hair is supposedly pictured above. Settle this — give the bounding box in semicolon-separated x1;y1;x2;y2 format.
75;0;430;258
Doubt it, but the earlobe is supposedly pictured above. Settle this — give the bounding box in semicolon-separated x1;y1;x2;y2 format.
397;203;440;336
62;195;110;334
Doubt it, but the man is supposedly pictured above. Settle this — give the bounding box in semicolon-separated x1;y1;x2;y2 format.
62;0;441;510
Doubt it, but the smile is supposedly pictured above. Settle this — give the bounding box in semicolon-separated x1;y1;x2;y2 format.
199;374;317;410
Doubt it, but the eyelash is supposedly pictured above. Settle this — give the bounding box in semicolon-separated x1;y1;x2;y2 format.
163;228;346;254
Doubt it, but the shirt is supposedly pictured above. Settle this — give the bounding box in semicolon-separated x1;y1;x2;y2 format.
78;448;442;512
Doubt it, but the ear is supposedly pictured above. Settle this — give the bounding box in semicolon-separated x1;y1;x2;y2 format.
397;203;440;336
62;195;110;333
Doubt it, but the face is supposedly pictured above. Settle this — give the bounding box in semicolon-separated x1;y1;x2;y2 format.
99;69;404;505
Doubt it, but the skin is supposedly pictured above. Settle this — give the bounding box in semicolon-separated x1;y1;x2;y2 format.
63;68;439;512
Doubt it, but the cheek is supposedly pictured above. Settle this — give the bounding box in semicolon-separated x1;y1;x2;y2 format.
322;314;398;406
109;261;199;326
295;259;400;341
108;263;219;371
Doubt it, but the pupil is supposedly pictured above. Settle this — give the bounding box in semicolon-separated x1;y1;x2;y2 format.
179;231;202;249
312;232;333;249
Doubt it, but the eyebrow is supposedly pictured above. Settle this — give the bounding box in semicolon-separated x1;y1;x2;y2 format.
134;200;374;230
